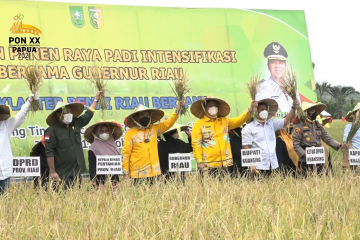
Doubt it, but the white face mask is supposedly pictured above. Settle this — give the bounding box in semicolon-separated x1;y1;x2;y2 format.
62;113;73;125
208;106;218;117
99;133;110;141
259;110;269;120
171;132;179;139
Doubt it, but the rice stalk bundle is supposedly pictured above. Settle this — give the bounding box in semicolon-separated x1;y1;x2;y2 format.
280;66;306;121
246;73;261;119
169;72;191;116
90;66;108;119
23;61;43;112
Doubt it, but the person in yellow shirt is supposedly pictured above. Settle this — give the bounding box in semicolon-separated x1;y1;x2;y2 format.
190;96;257;176
122;101;184;184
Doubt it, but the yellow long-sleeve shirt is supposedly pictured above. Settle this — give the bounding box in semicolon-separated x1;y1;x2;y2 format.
191;110;250;168
122;111;179;178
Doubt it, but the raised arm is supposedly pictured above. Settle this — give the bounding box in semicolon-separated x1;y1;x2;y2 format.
79;108;95;128
79;90;103;127
156;100;184;135
89;90;104;110
228;101;257;130
283;99;298;127
8;94;35;133
157;111;179;135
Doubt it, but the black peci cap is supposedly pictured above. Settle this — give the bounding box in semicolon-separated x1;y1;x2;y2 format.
264;42;288;61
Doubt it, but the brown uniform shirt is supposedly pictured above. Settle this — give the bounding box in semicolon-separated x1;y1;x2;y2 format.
292;120;340;162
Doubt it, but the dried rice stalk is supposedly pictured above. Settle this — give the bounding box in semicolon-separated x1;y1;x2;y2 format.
246;73;261;119
346;110;360;146
280;66;306;121
90;66;108;119
23;61;43;112
169;72;191;116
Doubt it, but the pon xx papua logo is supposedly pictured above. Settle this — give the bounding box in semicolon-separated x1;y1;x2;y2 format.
10;13;42;35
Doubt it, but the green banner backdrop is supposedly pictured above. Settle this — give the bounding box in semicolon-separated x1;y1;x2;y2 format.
0;1;315;157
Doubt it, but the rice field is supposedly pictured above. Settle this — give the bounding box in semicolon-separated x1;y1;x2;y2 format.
2;169;360;239
1;120;359;239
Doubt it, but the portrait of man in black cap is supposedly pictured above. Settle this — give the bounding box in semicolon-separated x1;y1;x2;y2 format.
255;42;302;118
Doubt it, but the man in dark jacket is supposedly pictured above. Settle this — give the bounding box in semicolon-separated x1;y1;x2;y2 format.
45;90;103;190
158;123;192;182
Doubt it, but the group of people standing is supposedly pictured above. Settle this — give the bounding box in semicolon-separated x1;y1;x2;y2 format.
0;41;357;193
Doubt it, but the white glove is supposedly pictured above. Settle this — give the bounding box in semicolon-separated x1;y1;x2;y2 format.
28;92;39;102
28;93;34;102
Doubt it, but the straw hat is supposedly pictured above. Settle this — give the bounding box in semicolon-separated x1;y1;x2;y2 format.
46;101;84;126
124;104;164;128
84;120;123;143
190;97;230;119
320;110;331;118
164;123;188;134
301;101;327;116
0;105;12;121
345;102;360;122
321;117;333;126
258;98;278;120
30;136;45;157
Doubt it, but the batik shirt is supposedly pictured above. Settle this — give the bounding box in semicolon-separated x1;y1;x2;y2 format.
191;111;250;168
122;111;179;178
